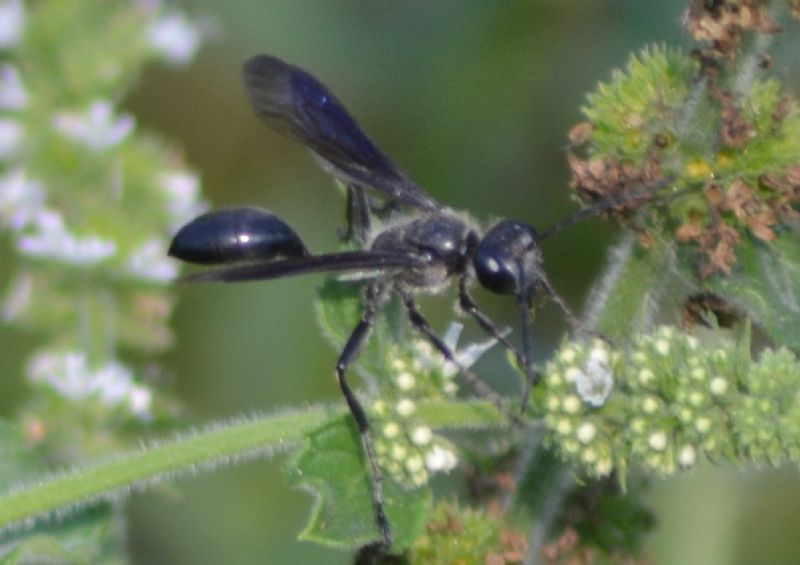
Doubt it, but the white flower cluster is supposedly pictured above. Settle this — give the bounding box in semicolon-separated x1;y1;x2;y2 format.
17;209;118;265
0;0;24;48
126;238;178;282
159;171;207;231
537;326;800;479
369;321;506;488
28;350;153;418
53;100;134;152
0;65;26;109
0;1;26;159
561;340;614;407
0;0;206;274
0;168;43;230
0;1;209;431
146;10;203;66
542;338;618;477
372;396;459;488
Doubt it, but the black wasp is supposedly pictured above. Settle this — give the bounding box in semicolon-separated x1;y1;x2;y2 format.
169;55;583;548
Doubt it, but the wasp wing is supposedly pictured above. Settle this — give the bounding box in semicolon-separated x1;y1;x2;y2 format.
180;250;428;283
242;55;440;212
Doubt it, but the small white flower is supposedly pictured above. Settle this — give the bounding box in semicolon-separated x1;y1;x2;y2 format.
405;454;424;473
390;443;407;460
127;238;178;282
564;367;582;383
678;444;697;468
559;347;577;363
0;168;45;231
411;425;432;446
382;422;400;439
443;381;458;395
695;416;712;434
395;398;415;417
129;386;153;416
439;322;507;378
0;65;26;108
395;371;415;391
424;445;458;473
562;439;580;454
655;339;670;356
0;118;22;158
562;395;582;414
28;351;90;400
638;368;654;385
409;469;428;488
688;391;705;407
595;457;613;476
371;400;386;416
27;350;152;417
0;0;24;48
648;431;668;452
94;362;136;404
709;376;728;396
147;12;202;66
642;396;660;414
53;100;134;152
588;345;609;365
17;209;117;265
159;171;206;228
574;357;614;407
556;418;572;435
576;422;597;444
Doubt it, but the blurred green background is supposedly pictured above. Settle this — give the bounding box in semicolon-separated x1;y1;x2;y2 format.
3;1;800;563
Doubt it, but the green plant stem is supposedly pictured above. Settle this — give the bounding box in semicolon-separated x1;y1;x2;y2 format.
0;400;502;532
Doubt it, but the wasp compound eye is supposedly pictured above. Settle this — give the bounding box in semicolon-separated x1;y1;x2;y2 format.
473;220;539;295
168;206;308;265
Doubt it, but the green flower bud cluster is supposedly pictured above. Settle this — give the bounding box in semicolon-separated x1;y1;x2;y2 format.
732;347;800;463
369;339;461;488
537;326;800;478
409;502;525;564
576;44;800;277
538;338;619;478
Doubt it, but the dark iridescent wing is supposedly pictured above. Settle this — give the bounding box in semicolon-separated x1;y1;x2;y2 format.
180;250;428;283
242;55;441;212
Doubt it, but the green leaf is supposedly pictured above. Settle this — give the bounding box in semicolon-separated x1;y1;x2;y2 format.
708;233;800;349
316;279;406;372
0;421;122;564
316;279;365;348
0;505;123;565
287;415;431;550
